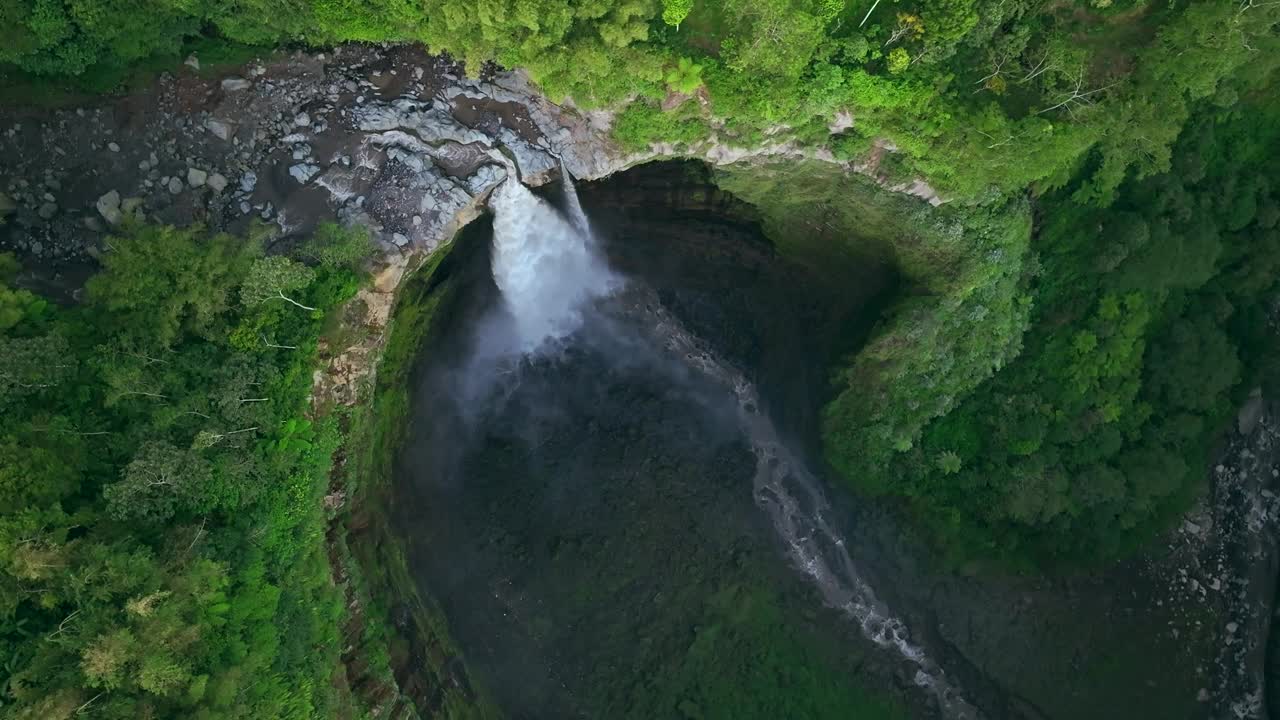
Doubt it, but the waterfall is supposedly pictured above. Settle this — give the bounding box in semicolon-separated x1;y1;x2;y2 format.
485;170;980;719
488;174;620;353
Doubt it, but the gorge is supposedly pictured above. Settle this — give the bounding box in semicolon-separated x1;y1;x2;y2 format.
1;30;1278;720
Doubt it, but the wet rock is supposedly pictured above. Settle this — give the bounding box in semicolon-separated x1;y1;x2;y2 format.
37;202;57;220
168;177;184;194
295;112;311;127
187;168;208;188
95;190;122;226
205;118;234;141
290;163;321;184
221;77;252;92
207;173;228;193
240;171;258;193
107;142;120;152
391;232;409;247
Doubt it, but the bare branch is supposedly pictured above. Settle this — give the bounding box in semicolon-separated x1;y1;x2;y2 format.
274;291;316;312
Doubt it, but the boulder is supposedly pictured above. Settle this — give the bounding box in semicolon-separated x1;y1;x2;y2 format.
95;190;123;226
205;118;234;141
207;173;228;193
289;164;320;184
187;168;208;188
221;77;252;92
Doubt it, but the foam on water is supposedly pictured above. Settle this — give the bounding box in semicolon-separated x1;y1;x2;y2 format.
488;175;619;354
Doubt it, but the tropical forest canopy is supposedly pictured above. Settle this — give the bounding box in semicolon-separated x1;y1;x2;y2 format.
1;0;1280;716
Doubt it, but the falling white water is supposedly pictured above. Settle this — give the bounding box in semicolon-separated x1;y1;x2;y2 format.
485;171;980;719
489;175;620;353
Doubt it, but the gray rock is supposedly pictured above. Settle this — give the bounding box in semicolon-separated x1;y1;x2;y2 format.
107;142;120;153
205;118;234;141
391;232;409;247
0;192;16;216
239;201;252;215
184;54;200;70
95;190;123;226
37;202;57;220
289;163;320;184
240;171;258;193
168;177;184;194
187;168;208;188
294;112;311;127
207;173;228;193
221;77;252;92
121;197;144;221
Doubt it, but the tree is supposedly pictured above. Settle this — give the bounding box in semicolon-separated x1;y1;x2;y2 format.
87;225;259;348
0;333;72;405
104;441;213;523
886;47;910;74
662;0;693;28
302;222;374;270
241;256;317;311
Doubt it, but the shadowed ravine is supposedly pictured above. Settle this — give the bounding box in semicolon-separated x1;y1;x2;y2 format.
392;167;980;718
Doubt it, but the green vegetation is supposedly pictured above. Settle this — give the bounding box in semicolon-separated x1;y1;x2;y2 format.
727;95;1280;568
335;238;503;719
880;101;1280;566
4;0;1280;713
0;221;373;718
7;0;1277;200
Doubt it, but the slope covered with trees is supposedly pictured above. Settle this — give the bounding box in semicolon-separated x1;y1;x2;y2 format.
0;223;373;718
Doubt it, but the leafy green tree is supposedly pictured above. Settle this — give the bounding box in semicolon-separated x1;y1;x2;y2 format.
88;225;259;348
886;47;909;74
104;441;214;523
661;0;692;28
301;222;374;270
241;256;317;311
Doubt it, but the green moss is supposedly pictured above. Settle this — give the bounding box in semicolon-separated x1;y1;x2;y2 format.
336;242;503;719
